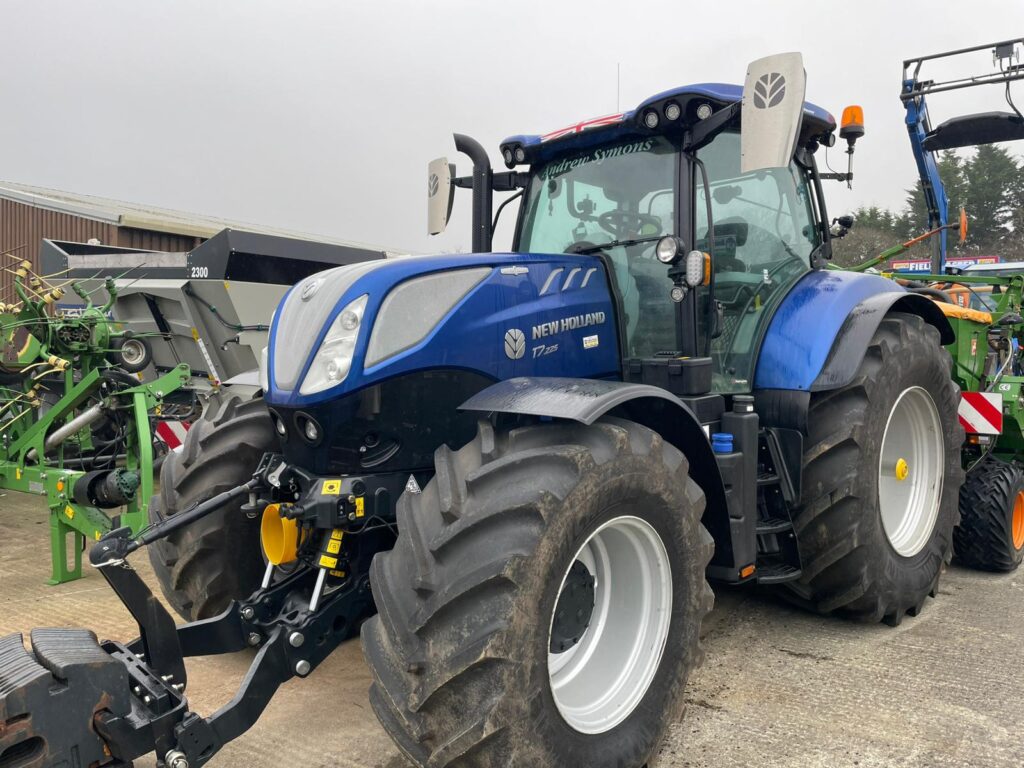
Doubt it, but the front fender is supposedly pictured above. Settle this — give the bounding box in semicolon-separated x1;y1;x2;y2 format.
460;375;727;534
753;270;954;392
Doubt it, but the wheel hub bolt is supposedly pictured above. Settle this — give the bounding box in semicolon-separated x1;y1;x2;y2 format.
247;632;261;646
241;606;255;620
295;660;311;676
288;631;305;648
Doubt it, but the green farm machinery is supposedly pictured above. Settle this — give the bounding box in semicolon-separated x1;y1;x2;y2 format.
0;254;189;583
884;269;1024;570
899;38;1024;570
833;38;1024;569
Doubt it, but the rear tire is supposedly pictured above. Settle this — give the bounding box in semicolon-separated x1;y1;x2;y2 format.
362;417;713;768
147;394;276;621
789;313;964;625
954;457;1024;572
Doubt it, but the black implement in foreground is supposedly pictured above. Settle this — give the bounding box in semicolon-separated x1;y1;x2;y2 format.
0;456;372;768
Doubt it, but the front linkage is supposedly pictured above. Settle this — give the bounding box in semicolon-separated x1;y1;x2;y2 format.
0;454;377;768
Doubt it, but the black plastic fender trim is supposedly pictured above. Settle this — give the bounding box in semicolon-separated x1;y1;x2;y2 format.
461;376;694;426
811;292;955;393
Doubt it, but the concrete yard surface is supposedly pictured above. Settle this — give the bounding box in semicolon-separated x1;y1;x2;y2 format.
1;490;1021;768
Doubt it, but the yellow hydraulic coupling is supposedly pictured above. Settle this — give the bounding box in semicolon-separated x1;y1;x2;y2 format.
260;503;300;565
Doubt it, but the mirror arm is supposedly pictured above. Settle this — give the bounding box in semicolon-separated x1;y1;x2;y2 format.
492;171;530;192
455;171;527;191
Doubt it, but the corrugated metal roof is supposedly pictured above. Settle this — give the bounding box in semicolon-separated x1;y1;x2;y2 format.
0;180;394;252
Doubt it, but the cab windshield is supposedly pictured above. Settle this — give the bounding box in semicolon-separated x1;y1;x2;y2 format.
517;131;818;393
518;136;678;358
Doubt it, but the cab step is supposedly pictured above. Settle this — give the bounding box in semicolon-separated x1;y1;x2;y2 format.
755;562;803;585
756;517;793;535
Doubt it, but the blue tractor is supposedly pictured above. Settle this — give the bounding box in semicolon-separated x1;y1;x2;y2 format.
0;54;963;768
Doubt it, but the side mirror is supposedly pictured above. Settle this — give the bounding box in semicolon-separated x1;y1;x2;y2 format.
427;157;455;236
830;214;855;238
740;52;807;173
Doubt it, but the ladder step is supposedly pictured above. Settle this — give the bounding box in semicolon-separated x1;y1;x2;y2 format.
757;473;780;486
756;563;803;585
756;517;793;535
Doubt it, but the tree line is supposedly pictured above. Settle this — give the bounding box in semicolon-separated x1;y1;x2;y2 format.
830;144;1024;268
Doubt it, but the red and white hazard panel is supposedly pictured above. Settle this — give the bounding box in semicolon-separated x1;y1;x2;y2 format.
155;421;191;452
958;392;1003;435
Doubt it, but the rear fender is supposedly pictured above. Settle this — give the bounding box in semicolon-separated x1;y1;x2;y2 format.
754;270;954;393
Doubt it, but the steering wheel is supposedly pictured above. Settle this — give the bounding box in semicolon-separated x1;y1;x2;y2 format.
598;210;662;238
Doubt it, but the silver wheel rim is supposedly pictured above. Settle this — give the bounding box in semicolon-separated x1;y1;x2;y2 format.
878;386;944;557
121;339;145;366
547;515;672;734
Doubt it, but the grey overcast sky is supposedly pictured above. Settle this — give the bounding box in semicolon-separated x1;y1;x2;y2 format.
2;1;1023;254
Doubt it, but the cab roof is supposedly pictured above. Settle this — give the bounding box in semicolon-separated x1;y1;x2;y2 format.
500;83;836;167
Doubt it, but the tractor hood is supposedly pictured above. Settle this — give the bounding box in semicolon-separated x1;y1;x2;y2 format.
264;252;621;407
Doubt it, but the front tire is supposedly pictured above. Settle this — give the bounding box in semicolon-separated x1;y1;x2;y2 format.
148;394;276;620
362;417;713;768
954;457;1024;572
790;312;964;624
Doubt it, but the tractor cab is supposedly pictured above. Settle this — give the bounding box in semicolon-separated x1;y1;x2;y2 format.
514;121;824;392
433;66;844;394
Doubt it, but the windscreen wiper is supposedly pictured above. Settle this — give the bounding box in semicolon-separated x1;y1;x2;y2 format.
571;235;663;254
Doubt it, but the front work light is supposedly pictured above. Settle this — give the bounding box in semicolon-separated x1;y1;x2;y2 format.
664;101;681;121
514;146;526;163
656;235;682;264
643;110;660;129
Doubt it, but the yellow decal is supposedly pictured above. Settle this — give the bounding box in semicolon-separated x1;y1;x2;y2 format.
330;529;343;541
318;555;338;569
326;539;341;554
322;479;342;496
64;505;75;520
355;497;365;517
15;467;21;481
329;569;346;578
95;531;101;541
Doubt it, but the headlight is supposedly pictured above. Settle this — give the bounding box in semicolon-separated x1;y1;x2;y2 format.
299;294;368;395
259;346;270;392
